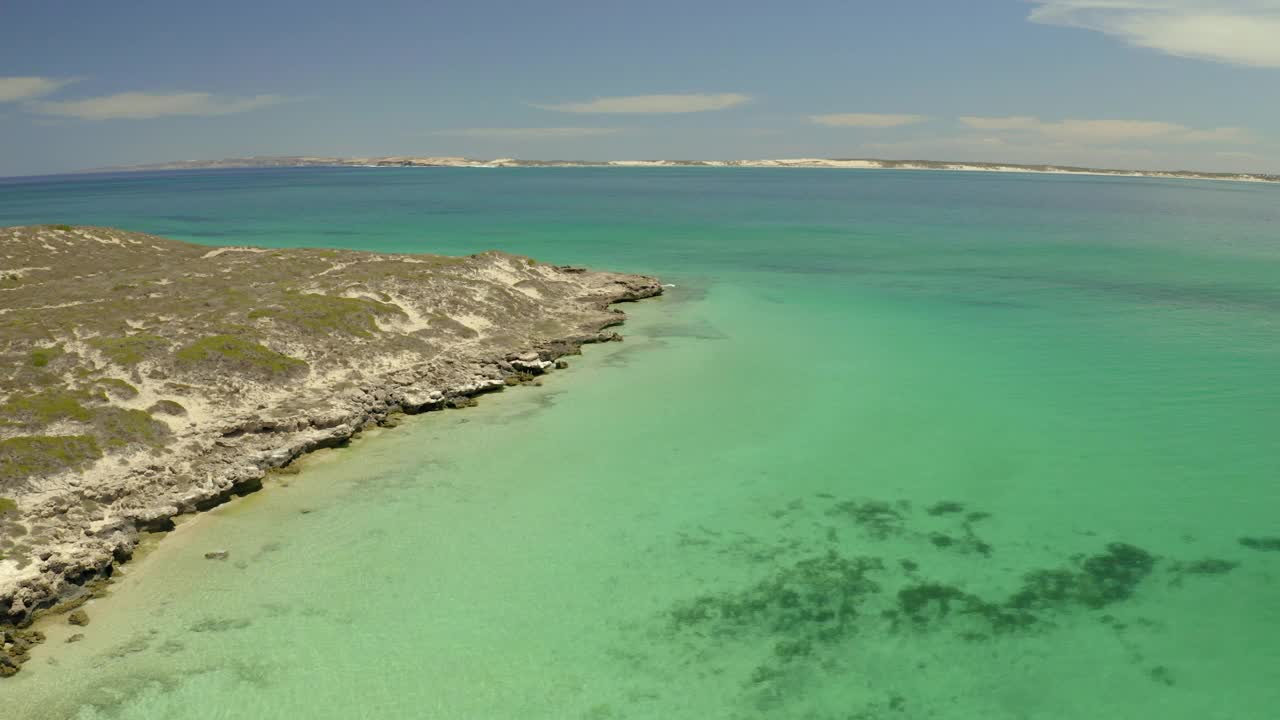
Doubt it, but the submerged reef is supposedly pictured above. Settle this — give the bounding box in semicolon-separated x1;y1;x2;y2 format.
1007;542;1155;611
650;494;1251;717
0;626;45;677
1238;537;1280;552
672;550;883;642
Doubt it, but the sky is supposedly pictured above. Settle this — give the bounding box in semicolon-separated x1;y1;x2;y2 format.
1;0;1278;176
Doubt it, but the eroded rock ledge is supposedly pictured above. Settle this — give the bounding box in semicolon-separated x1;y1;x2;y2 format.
0;226;661;668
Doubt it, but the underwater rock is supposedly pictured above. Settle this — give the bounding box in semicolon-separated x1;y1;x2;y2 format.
671;550;883;644
204;550;230;561
66;633;85;643
1077;542;1156;608
67;609;90;626
189;616;251;633
1176;558;1239;575
2;628;45;667
446;396;478;409
1149;665;1176;687
897;582;972;622
825;500;903;539
928;532;954;548
1239;537;1280;552
1008;542;1155;611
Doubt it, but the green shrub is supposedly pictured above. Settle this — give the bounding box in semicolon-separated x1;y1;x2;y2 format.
175;335;308;380
29;346;63;368
0;435;102;485
92;407;170;449
0;389;94;426
89;334;169;366
147;399;187;416
247;292;405;337
95;378;140;400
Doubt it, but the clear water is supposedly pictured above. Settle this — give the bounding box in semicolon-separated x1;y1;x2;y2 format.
1;168;1278;719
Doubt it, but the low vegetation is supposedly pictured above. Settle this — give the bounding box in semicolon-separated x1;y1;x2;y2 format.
247;291;406;337
0;390;95;426
92;407;170;449
94;378;139;400
147;399;187;416
0;435;103;489
88;334;170;366
175;335;309;380
28;347;62;368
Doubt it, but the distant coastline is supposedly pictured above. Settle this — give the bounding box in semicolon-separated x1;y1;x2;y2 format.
83;156;1280;185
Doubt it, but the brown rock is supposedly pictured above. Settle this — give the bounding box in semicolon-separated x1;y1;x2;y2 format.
0;654;19;677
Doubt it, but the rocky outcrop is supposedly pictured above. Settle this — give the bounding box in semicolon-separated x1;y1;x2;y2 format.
0;627;45;676
0;226;662;654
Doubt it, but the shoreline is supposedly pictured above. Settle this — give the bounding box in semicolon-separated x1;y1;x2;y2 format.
0;227;663;676
1;307;668;717
11;365;554;671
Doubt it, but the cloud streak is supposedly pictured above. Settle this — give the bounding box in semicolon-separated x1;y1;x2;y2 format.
533;93;750;114
0;76;76;102
30;92;287;120
1028;1;1280;68
959;115;1253;145
809;113;926;128
957;115;1041;131
431;127;620;139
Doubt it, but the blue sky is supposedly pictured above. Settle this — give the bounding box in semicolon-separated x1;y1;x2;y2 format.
1;0;1277;176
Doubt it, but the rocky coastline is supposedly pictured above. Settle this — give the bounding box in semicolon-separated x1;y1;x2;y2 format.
0;226;662;675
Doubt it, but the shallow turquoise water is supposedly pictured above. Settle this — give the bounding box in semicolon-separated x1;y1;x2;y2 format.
2;168;1279;718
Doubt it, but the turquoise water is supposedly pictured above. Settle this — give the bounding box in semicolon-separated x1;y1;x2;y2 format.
2;168;1279;718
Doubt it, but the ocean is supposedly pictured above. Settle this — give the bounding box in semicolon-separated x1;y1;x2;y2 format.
1;167;1278;719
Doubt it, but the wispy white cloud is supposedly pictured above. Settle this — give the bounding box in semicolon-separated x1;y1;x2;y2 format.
958;115;1041;131
958;115;1254;144
432;127;621;139
1028;1;1280;68
30;92;287;120
809;113;926;128
533;93;750;114
0;76;76;102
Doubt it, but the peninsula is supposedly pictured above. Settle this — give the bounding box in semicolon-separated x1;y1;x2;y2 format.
89;156;1280;184
0;225;661;675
